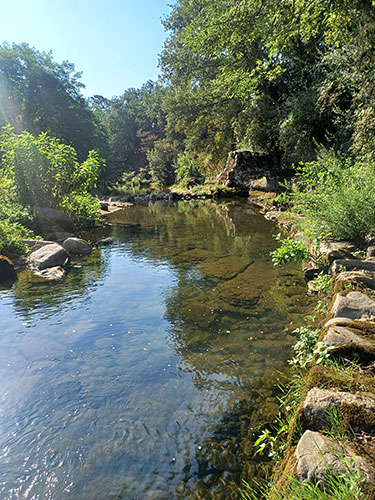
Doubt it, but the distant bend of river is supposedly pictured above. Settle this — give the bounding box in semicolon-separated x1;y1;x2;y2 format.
0;200;314;500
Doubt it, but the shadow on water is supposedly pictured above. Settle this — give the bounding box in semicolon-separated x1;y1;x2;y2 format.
0;200;315;499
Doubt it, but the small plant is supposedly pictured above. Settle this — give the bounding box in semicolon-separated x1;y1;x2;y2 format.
314;272;332;293
314;341;333;365
253;422;288;459
324;407;349;441
270;234;310;265
289;326;319;368
315;299;328;315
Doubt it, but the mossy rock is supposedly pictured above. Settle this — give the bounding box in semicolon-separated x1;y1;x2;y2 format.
199;255;253;280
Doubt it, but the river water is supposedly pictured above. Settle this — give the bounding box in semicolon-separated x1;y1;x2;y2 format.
0;200;314;499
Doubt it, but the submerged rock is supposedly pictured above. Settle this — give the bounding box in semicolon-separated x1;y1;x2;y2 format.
199;256;252;280
26;243;69;270
0;255;16;281
331;291;375;319
34;266;66;280
96;237;115;246
295;430;373;484
303;387;375;429
63;237;91;256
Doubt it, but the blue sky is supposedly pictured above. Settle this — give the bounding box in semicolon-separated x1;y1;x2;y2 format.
1;0;172;98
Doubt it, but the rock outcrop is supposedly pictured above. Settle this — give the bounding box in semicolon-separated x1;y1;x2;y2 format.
331;291;375;319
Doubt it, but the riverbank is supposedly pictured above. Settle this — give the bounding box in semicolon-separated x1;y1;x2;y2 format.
247;190;375;499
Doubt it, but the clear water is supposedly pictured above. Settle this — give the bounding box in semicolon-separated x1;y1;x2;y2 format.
0;200;314;499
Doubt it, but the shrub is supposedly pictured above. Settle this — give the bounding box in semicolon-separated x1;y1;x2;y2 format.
146;141;176;186
294;153;375;240
0;219;37;256
270;234;309;265
289;326;319;368
175;151;203;188
60;193;100;228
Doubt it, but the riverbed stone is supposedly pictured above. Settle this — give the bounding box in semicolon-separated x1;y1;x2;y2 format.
295;430;373;484
331;259;375;275
303;387;375;429
44;231;74;242
334;270;375;290
96;237;115;246
0;255;15;281
319;241;357;264
26;243;69;270
331;291;375;319
302;262;320;281
323;325;372;348
325;317;353;328
199;256;252;280
63;237;91;256
34;266;66;280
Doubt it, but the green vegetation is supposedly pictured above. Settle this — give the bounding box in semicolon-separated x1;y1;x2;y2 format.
270;234;309;266
0;127;102;255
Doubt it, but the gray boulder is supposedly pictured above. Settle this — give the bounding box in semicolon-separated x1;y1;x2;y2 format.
334;270;375;290
295;430;373;484
250;176;278;192
36;207;75;232
331;259;375;275
323;325;372;349
319;241;357;264
63;237;91;256
331;291;375;319
303;387;375;428
27;243;69;270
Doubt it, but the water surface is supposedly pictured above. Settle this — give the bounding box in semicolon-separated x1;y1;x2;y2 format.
0;200;314;499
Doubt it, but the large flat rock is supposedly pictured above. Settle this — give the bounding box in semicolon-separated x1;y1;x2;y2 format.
331;291;375;319
26;243;69;270
295;430;373;484
331;259;375;275
303;387;375;428
335;270;375;290
324;325;372;348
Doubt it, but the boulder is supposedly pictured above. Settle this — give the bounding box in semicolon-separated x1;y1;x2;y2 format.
325;317;353;328
319;241;357;264
99;201;108;211
295;430;373;484
34;266;66;280
36;207;75;232
43;231;74;243
331;259;375;275
334;270;375;290
250;176;279;192
0;255;16;281
26;243;69;270
22;239;55;250
62;237;91;256
303;387;375;428
323;325;372;349
302;262;320;281
331;291;375;319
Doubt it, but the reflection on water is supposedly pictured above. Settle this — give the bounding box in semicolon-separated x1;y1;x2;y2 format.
0;200;314;499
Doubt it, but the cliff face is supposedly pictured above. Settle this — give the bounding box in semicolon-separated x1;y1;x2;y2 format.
216;151;279;191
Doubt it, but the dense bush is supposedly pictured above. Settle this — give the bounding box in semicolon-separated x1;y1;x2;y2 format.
0;219;38;256
175;151;203;188
294;154;375;240
146;141;176;186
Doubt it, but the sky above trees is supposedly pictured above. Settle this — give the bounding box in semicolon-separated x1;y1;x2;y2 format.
1;0;171;98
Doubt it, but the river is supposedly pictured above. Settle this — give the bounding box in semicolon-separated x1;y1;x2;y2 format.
0;200;314;499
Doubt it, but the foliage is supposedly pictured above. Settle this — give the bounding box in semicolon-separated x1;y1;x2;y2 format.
146;141;177;186
314;272;332;294
0;219;37;256
0;128;102;227
289;326;320;368
241;455;367;500
294;154;375;240
175;151;203;188
60;193;100;228
270;234;309;265
0;42;105;159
